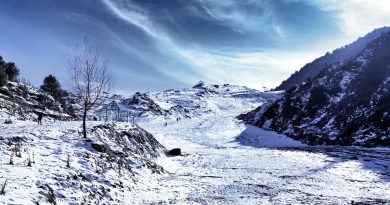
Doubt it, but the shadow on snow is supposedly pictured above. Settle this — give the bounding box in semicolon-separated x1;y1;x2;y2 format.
233;124;390;183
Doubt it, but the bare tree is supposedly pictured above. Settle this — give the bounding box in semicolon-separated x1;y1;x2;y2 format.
69;40;112;138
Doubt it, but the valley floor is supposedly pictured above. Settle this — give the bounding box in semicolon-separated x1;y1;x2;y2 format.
0;104;389;204
137;110;390;204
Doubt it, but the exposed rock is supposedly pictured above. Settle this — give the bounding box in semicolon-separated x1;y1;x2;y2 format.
167;148;181;156
91;143;109;153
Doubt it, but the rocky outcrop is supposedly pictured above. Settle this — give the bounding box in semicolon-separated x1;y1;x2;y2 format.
0;82;71;120
89;123;166;173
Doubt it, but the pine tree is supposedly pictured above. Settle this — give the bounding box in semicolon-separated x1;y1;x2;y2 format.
0;69;6;87
4;62;20;81
40;74;68;105
0;56;8;86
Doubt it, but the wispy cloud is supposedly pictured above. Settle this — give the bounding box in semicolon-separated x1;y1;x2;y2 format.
101;0;161;40
3;0;387;92
100;0;383;90
194;0;275;32
308;0;390;40
100;0;306;89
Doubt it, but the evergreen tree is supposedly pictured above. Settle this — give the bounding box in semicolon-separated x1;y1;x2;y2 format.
0;56;7;86
40;74;68;105
0;69;6;87
0;56;5;67
4;62;20;81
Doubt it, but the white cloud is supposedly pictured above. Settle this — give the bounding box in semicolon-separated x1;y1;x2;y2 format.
99;0;348;90
101;0;161;40
310;0;390;40
175;49;319;90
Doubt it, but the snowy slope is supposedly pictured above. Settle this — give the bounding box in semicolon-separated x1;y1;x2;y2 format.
276;26;390;91
135;86;390;204
0;120;165;204
0;82;71;121
76;83;273;120
245;31;390;147
138;84;273;119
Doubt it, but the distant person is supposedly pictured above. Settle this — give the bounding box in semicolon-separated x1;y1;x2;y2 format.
37;113;43;125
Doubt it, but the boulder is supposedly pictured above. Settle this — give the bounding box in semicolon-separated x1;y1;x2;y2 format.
91;143;108;153
167;148;181;156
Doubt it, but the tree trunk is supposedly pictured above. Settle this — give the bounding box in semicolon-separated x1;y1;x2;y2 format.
82;108;87;138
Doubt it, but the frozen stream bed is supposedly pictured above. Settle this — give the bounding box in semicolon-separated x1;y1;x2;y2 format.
138;113;390;204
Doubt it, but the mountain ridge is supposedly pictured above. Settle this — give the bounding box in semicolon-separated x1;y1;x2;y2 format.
242;30;390;147
275;26;390;91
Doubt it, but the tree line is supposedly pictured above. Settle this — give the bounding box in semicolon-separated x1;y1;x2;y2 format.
0;56;20;86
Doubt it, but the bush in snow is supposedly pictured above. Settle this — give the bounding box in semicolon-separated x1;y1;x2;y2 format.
38;184;57;205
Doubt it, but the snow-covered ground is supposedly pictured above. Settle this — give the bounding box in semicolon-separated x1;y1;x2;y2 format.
0;120;166;204
0;85;389;204
136;89;390;204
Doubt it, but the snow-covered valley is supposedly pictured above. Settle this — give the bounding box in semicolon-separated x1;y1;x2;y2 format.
0;84;389;204
138;94;390;204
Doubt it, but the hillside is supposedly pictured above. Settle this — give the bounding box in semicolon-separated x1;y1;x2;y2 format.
0;82;71;121
146;83;272;118
276;26;390;91
71;83;275;120
243;31;390;147
0;80;171;203
0;121;165;204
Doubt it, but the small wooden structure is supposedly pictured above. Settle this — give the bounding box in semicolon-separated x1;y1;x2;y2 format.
97;101;132;122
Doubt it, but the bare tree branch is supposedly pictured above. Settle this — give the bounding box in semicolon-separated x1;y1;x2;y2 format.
68;39;112;138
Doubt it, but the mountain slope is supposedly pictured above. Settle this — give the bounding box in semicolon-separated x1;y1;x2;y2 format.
244;31;390;147
82;83;273;120
144;84;279;119
0;82;71;121
276;26;390;91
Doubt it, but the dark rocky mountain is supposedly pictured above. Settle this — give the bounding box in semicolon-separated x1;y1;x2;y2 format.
242;31;390;147
276;26;390;91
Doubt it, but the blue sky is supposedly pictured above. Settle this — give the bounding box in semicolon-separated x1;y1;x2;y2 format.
1;0;390;94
